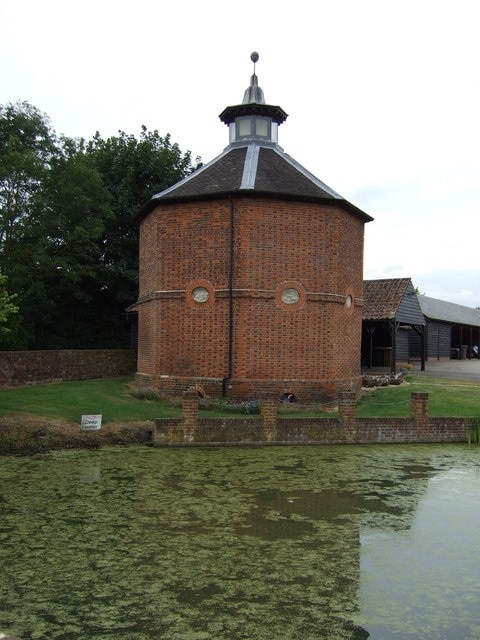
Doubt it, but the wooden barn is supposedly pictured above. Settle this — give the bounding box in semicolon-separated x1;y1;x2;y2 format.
362;279;480;369
362;278;426;372
414;296;480;361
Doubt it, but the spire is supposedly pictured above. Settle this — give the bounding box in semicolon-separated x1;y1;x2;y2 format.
242;52;265;104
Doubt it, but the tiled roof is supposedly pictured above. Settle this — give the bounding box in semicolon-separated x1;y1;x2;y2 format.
254;148;342;199
152;147;247;200
363;279;480;327
138;143;373;222
362;278;412;320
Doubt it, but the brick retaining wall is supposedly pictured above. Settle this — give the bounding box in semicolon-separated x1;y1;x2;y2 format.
154;390;468;446
0;350;137;387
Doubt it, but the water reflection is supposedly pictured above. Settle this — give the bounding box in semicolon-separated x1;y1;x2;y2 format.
360;466;480;640
0;445;479;639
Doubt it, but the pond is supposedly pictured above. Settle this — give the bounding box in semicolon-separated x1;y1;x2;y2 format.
1;444;479;640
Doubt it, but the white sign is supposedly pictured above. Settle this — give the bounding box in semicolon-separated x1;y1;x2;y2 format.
81;414;102;430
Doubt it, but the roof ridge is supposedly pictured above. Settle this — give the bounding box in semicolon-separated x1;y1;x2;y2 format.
240;144;260;189
268;147;344;199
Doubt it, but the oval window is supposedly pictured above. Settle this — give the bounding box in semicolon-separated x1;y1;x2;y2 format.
281;288;300;304
192;287;209;303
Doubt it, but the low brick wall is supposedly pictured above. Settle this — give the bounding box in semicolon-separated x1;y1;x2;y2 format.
0;350;136;387
154;391;468;446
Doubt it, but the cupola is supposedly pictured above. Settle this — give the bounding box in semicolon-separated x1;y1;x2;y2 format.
219;52;288;146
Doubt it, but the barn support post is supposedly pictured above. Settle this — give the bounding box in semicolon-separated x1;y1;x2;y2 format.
389;320;397;374
420;325;426;371
364;325;376;369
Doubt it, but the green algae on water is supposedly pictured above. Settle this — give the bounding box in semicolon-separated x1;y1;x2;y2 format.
0;445;479;639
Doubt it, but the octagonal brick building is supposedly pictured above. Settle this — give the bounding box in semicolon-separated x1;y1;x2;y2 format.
133;56;373;403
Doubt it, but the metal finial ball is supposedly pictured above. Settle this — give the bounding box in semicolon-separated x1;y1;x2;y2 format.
250;51;259;63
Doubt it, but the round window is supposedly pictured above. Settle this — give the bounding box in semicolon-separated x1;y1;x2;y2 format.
345;294;353;308
192;287;209;303
281;288;300;304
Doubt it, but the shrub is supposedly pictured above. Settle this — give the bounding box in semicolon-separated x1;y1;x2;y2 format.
198;397;261;415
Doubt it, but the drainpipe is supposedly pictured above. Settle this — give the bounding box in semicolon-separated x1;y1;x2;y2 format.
222;194;234;396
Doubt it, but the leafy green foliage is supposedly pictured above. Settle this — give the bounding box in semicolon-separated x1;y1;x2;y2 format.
83;127;197;342
0;272;18;332
0;102;197;349
198;396;261;415
0;101;56;250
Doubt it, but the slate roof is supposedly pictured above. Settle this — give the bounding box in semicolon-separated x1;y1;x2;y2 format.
418;296;480;327
363;278;415;321
138;142;373;222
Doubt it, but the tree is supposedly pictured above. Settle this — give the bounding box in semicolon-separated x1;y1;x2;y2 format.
19;139;114;348
84;127;196;344
0;272;18;334
0;101;58;348
0;101;57;252
0;102;197;349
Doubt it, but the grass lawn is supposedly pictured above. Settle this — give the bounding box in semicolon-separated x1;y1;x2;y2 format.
0;376;181;424
0;375;479;424
356;375;480;417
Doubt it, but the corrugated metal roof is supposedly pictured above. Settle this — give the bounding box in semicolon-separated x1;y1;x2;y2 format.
419;296;480;327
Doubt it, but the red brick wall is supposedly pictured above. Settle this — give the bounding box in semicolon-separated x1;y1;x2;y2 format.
155;416;466;446
136;299;158;379
154;392;467;446
0;350;136;387
136;195;366;401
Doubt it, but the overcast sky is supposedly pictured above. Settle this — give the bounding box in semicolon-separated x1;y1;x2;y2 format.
1;0;479;307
